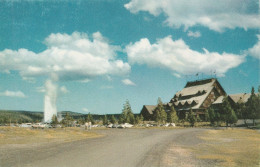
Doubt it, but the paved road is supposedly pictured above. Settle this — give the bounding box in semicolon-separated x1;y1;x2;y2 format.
0;128;207;167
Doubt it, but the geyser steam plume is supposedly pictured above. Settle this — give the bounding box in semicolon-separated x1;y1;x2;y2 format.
44;79;57;123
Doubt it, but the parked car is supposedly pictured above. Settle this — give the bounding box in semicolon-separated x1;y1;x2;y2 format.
169;123;176;127
32;123;45;129
112;124;119;128
20;123;32;128
91;125;99;128
107;124;113;128
118;123;133;128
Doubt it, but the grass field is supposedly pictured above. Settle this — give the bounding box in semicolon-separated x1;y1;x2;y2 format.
193;129;260;167
0;127;102;145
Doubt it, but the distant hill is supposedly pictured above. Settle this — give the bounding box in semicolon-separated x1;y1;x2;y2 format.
0;110;140;124
0;110;85;124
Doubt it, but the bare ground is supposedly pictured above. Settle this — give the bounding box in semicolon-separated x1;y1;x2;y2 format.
0;128;215;167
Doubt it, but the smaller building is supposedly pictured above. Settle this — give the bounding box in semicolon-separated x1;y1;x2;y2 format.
140;105;157;121
212;93;254;106
229;93;252;104
212;93;256;111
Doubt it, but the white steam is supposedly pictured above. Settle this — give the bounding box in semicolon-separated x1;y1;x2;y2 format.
44;80;58;123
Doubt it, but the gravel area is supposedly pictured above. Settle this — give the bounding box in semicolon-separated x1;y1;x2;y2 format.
0;128;213;167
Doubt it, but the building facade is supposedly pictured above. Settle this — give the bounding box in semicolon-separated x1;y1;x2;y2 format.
140;78;246;120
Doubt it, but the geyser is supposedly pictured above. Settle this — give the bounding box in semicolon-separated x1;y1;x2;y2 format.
44;79;57;123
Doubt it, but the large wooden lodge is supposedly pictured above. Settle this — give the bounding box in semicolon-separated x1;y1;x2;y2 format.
140;78;253;120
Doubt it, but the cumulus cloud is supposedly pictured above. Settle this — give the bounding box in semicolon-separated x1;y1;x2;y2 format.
82;108;89;112
0;32;131;81
0;90;26;98
187;31;201;38
126;36;244;76
36;85;69;94
248;34;260;59
60;86;69;94
125;0;260;32
173;73;181;78
122;79;136;86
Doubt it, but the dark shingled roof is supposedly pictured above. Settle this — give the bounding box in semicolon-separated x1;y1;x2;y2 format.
143;105;157;114
171;78;217;109
229;93;257;103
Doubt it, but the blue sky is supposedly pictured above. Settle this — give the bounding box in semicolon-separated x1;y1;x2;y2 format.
0;0;259;114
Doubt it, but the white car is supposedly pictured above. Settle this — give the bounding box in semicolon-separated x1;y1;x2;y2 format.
164;123;170;127
32;123;46;129
107;124;113;128
169;123;176;127
118;123;133;128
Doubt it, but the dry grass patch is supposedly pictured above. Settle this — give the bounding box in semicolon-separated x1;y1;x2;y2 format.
193;129;260;167
0;127;102;146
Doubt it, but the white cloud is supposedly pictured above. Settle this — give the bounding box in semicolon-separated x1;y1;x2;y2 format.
122;79;136;86
80;79;91;83
60;86;69;94
126;36;244;76
36;86;45;93
0;90;26;98
173;73;181;78
248;34;260;59
125;0;260;32
82;108;89;112
0;32;131;81
187;31;201;38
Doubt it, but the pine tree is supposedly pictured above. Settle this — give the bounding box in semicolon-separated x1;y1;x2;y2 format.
86;112;95;124
161;109;167;124
204;109;210;122
246;87;258;126
77;117;85;125
187;108;196;127
154;109;160;123
103;115;108;125
237;102;248;126
140;114;144;123
208;108;215;126
215;112;221;126
167;106;178;123
129;113;135;125
167;111;172;123
121;101;128;123
257;86;260;119
62;112;73;127
154;97;167;124
229;110;238;126
135;115;140;124
118;116;123;124
121;100;134;124
51;114;58;127
110;115;116;124
221;96;237;127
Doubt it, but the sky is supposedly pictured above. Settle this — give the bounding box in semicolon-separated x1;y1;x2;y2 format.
0;0;259;114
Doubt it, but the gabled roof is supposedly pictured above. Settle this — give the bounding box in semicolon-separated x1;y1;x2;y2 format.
212;95;224;104
171;78;220;109
175;82;212;97
229;93;255;103
143;105;157;114
212;93;257;105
